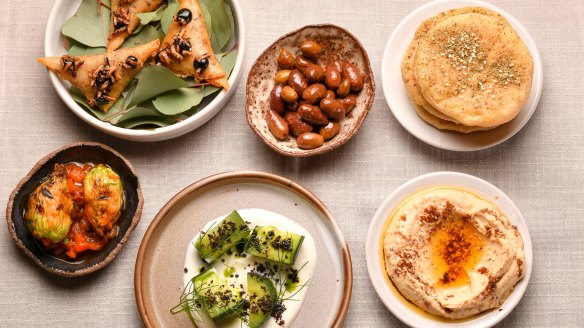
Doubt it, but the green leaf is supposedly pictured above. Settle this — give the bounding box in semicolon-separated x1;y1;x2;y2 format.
201;0;232;52
117;106;160;122
200;2;213;42
132;24;145;35
120;25;163;49
152;88;205;115
220;49;238;77
161;0;180;34
121;79;139;110
116;106;175;129
101;97;126;124
203;86;220;97
138;5;167;25
225;2;236;49
68;45;106;56
62;0;110;48
129;66;189;107
65;37;106;56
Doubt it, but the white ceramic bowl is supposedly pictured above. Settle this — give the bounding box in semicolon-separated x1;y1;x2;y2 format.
382;0;543;151
43;0;245;142
366;171;533;328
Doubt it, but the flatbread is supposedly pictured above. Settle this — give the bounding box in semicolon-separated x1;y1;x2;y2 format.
157;0;229;89
401;7;506;125
38;39;160;112
415;13;533;128
412;103;496;134
108;0;164;52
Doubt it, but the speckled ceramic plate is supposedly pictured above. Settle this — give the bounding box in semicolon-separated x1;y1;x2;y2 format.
246;24;375;157
134;171;352;327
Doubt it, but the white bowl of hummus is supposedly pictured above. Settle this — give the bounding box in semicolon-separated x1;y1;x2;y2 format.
366;172;532;328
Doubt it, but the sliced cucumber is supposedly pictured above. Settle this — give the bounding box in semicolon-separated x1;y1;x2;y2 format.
195;210;250;263
245;226;305;265
247;272;277;328
192;268;243;321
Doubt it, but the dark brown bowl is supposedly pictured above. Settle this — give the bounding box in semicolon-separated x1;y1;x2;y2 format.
246;24;375;157
6;142;143;277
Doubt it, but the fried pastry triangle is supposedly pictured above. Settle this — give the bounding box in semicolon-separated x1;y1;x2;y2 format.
156;0;229;89
38;39;161;112
108;0;164;51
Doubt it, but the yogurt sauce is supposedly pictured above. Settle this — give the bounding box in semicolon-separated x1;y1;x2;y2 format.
183;208;317;328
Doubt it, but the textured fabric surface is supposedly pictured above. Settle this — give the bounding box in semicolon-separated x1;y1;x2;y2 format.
1;0;583;327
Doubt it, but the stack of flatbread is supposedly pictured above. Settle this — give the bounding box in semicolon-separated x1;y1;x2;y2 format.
401;7;534;133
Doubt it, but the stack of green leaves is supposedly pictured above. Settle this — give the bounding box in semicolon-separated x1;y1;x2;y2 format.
62;0;238;129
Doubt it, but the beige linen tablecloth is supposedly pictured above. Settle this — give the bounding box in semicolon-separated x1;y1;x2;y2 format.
1;0;583;327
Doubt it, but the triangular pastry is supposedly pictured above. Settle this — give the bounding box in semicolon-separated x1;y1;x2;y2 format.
108;0;164;51
38;39;160;112
156;0;229;89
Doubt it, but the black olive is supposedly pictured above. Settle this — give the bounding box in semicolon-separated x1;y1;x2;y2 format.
179;40;191;52
175;8;192;25
94;96;109;107
194;58;209;72
125;55;139;68
114;20;126;30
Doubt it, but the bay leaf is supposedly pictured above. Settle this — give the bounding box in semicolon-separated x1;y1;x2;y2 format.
132;24;145;35
62;0;110;48
65;37;106;56
225;2;236;49
152;88;205;115
200;2;213;42
129;66;189;107
116;106;175;129
68;44;106;56
121;79;139;110
117;106;160;122
138;5;167;25
201;0;232;52
220;49;238;77
120;25;163;49
203;86;220;97
161;0;180;34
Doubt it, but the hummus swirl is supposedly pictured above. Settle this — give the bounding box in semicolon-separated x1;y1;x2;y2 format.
383;188;525;319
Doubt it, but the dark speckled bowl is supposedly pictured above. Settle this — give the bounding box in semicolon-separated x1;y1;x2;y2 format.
6;142;143;277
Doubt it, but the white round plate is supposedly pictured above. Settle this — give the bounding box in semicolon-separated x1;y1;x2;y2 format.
44;0;245;142
366;171;533;328
382;0;543;151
